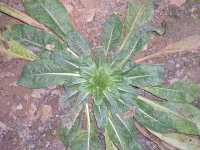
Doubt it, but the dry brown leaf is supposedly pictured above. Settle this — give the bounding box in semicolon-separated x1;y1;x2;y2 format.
168;0;186;7
0;2;48;31
148;129;200;150
135;35;200;63
163;35;200;51
134;122;176;150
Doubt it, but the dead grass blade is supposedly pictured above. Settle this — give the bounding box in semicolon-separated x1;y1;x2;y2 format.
135;35;200;63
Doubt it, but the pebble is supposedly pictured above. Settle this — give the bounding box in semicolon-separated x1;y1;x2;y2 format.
16;103;23;110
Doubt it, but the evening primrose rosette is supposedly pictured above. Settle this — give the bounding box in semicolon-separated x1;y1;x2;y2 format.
1;0;200;149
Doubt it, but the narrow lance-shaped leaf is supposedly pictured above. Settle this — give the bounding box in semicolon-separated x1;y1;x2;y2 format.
111;0;154;67
23;0;74;39
59;87;79;111
125;64;164;87
59;87;82;129
136;96;200;135
160;102;200;130
120;0;153;52
7;40;38;61
148;129;200;150
93;101;108;128
66;32;91;59
106;114;142;150
18;51;80;88
103;89;128;114
60;106;101;150
4;24;65;52
101;15;122;56
59;108;88;150
144;80;199;103
105;128;116;150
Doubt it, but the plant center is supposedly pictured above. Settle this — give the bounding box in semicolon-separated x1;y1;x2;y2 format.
90;66;112;93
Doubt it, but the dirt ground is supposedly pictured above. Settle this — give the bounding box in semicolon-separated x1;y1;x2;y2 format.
0;0;200;150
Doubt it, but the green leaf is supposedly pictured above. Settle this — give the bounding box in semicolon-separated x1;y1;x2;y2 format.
66;32;91;58
103;89;129;113
23;0;73;39
107;114;142;150
148;129;200;150
51;50;80;68
136;96;200;135
59;108;87;150
94;47;113;68
161;102;200;130
118;81;138;106
101;15;122;55
126;64;164;87
111;34;141;68
111;1;154;67
105;128;116;150
59;87;79;111
144;80;199;103
124;1;154;34
7;40;38;61
59;87;82;129
59;107;101;150
4;24;64;52
17;51;80;88
93;102;108;128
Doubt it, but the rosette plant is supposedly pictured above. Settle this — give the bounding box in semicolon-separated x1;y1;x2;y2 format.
0;0;200;149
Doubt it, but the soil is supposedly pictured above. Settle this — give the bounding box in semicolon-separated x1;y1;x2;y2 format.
0;0;200;150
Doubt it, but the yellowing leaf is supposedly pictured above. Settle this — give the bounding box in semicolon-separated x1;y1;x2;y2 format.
8;40;38;61
105;128;116;150
148;129;200;150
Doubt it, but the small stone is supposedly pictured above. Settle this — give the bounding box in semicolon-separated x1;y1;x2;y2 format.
85;9;96;22
40;105;53;123
16;103;23;110
31;89;48;99
45;141;50;148
9;81;17;87
51;89;61;96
